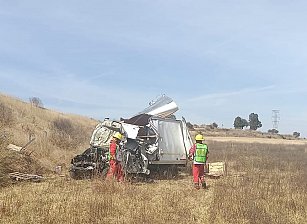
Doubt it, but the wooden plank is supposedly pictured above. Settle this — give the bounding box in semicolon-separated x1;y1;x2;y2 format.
205;161;226;178
6;144;22;152
8;172;44;182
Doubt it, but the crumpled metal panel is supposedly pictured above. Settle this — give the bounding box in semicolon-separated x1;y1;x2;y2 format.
122;123;139;139
136;95;178;118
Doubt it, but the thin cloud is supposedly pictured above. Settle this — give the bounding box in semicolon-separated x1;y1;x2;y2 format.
188;85;275;102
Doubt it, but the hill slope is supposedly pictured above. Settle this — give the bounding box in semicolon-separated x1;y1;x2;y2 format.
0;93;97;184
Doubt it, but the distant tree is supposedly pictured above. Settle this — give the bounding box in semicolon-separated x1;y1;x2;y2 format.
29;97;44;108
212;122;218;128
249;113;262;130
293;132;300;138
234;116;249;129
268;129;279;134
234;116;243;129
207;122;219;129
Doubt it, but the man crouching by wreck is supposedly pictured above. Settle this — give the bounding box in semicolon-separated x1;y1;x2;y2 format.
106;132;124;182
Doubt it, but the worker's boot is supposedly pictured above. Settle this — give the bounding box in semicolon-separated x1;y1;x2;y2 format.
194;183;200;190
202;182;207;189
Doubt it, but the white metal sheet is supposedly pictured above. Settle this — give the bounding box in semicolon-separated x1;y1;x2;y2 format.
122;123;140;139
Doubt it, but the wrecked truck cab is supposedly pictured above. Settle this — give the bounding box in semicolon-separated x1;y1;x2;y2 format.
70;119;124;179
70;95;193;179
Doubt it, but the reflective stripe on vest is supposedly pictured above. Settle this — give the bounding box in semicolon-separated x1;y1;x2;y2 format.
194;143;208;163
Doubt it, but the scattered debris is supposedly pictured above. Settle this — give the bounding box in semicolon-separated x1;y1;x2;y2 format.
7;144;22;152
9;172;44;182
55;165;62;175
6;137;36;153
205;162;226;178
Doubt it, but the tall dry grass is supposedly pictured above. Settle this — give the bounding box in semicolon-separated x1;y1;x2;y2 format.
0;93;97;186
0;178;212;224
207;141;307;224
1;141;306;224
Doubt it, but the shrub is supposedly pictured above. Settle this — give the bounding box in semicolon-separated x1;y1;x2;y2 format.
268;129;279;134
29;97;44;108
52;118;74;136
50;118;87;149
212;122;218;128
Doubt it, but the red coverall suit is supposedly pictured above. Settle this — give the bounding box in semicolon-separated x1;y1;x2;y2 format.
189;143;208;189
107;139;124;181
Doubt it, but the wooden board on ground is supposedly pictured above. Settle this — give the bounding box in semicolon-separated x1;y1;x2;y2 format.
7;144;22;152
205;161;226;178
9;172;44;182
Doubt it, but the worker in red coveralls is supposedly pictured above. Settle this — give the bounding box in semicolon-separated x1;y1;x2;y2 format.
189;134;209;189
107;132;124;182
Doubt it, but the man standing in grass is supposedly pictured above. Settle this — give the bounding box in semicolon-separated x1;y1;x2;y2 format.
189;134;209;189
106;132;124;182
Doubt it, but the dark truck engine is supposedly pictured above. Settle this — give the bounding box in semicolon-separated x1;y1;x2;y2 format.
70;147;109;179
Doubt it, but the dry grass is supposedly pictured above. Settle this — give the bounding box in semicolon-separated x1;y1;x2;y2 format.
206;136;307;145
207;140;307;224
0;177;213;224
1;93;306;223
1;141;306;224
0;93;97;186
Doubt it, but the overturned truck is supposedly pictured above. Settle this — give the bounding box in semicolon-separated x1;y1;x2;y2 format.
70;95;193;179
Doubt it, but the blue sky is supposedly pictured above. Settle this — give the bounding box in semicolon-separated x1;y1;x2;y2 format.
1;1;307;137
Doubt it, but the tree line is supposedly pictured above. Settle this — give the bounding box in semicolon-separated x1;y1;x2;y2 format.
233;113;262;130
233;113;301;138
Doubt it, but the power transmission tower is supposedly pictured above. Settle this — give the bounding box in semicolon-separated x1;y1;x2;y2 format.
272;110;280;130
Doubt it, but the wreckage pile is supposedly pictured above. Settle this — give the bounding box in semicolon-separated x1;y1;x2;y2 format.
0;148;46;187
70;95;193;179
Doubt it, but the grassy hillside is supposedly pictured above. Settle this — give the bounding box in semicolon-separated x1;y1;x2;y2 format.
0;93;97;185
